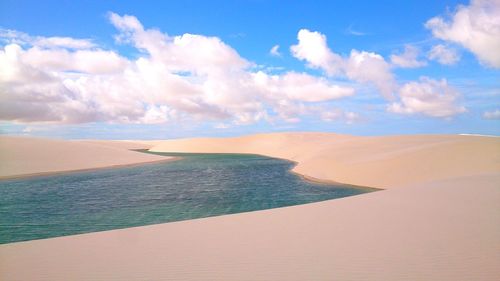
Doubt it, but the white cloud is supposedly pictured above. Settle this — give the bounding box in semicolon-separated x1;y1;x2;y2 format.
214;123;230;129
108;13;144;33
290;29;343;75
321;109;361;124
109;12;250;75
270;45;281;56
427;44;461;65
390;45;427;68
22;47;128;74
290;29;396;99
288;29;470;116
33;37;96;49
2;13;474;126
345;50;396;99
346;25;367;36
425;0;500;68
253;71;354;102
0;14;354;126
388;77;466;118
139;105;172;124
0;28;96;49
483;109;500;119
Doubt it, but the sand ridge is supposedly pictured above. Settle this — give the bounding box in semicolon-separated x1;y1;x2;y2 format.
0;136;172;179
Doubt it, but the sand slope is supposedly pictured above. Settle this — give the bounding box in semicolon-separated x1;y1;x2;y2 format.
150;132;500;188
79;139;164;150
0;136;170;179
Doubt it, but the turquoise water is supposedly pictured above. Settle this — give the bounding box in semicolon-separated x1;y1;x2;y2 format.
0;151;375;244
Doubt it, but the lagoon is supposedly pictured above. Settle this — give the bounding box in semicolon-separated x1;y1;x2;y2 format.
0;151;374;244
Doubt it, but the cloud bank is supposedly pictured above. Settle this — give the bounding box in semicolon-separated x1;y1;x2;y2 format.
0;13;355;125
2;5;485;126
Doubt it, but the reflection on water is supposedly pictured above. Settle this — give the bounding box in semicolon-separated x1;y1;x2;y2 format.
0;151;375;244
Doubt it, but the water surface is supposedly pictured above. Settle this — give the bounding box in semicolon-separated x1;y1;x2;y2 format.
0;151;375;244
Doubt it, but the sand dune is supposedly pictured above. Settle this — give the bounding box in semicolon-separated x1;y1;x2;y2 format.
150;132;500;188
0;136;171;179
79;139;165;150
0;133;499;280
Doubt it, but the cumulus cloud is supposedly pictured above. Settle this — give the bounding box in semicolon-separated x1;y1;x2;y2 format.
388;77;466;117
321;109;361;124
0;13;354;125
22;47;128;74
253;71;354;102
427;44;461;65
345;50;396;99
289;29;469;116
0;28;96;49
290;29;343;75
390;45;427;68
290;29;396;99
269;45;281;56
483;109;500;119
1;13;472;126
425;0;500;68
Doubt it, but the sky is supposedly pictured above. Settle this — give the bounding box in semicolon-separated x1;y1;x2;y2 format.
0;0;499;139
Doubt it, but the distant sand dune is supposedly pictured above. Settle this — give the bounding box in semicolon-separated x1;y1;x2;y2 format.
0;136;171;179
150;132;500;188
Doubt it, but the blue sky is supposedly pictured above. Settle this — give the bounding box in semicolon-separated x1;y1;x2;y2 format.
0;0;499;139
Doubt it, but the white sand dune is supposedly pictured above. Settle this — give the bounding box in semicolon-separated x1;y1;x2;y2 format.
79;139;165;150
0;136;171;179
150;132;500;188
0;132;499;280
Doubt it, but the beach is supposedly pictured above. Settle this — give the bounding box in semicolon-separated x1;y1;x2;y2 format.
0;132;499;280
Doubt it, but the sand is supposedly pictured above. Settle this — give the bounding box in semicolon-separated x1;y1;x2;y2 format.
150;132;500;188
0;132;499;280
0;136;171;179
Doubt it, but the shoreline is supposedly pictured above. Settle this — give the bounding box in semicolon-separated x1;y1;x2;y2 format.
1;186;381;246
0;151;377;246
0;136;173;180
149;132;500;189
0;149;375;190
3;133;498;189
145;149;382;190
1;173;498;280
0;157;180;181
290;169;381;191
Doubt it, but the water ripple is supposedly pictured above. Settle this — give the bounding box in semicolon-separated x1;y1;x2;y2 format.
0;152;374;244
